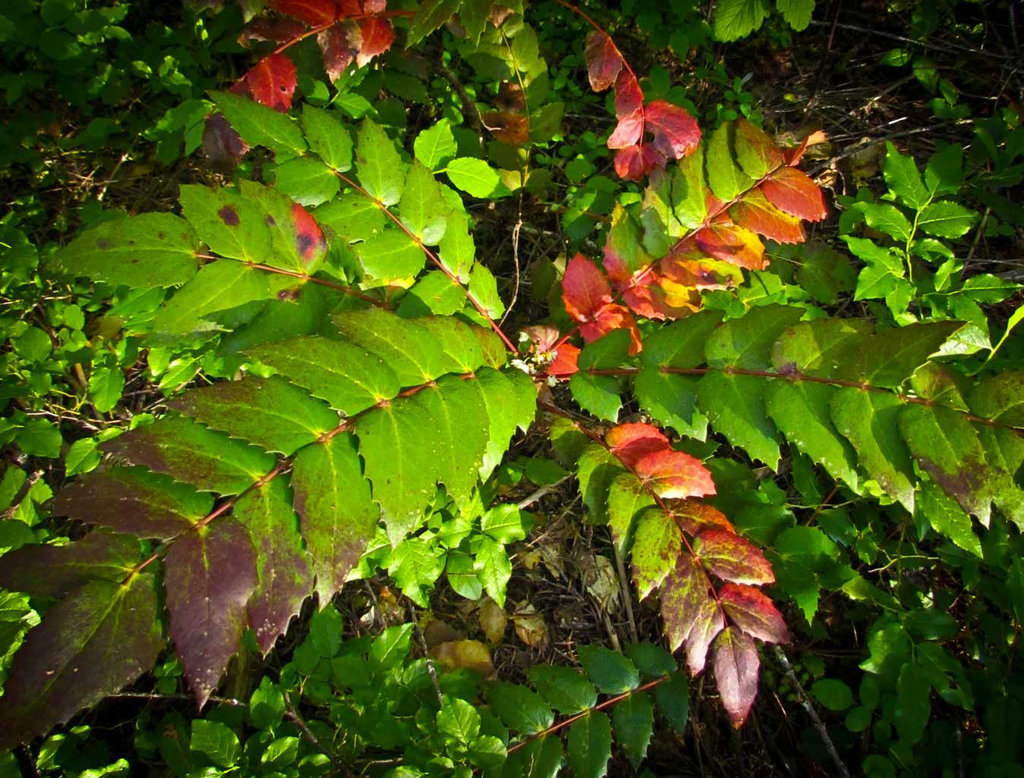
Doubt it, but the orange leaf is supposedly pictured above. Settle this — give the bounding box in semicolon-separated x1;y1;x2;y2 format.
241;54;297;112
562;254;612;321
695;222;767;270
481;111;530;145
670;500;734;535
547;343;580;377
719;583;789;644
634;449;715;500
731;190;805;244
356;16;394;66
762;166;827;222
606;422;670;469
579;304;641;353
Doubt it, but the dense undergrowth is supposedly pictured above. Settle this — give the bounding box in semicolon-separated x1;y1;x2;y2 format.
1;0;1023;776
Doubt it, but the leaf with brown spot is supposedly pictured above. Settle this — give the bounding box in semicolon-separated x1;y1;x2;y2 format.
659;554;724;674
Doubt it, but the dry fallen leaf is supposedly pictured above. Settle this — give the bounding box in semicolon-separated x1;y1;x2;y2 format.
513;603;549;648
478;598;508;644
432;639;495;678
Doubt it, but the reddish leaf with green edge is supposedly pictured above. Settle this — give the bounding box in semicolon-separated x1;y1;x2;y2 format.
719;583;788;643
631;507;682;600
635;449;715;500
0;529;143;600
548;343;580;376
101;415;277;496
694;529;774;585
608;109;643;149
51;466;212;540
292;432;378;605
606;422;670;469
614;144;664;181
234;479;313;653
0;573;163;749
585;30;621;91
659;554;725;674
730;190;805;244
645;101;700;160
734;119;784;180
170;375;338;456
318;21;360;81
608;472;655;555
164;519;259;707
762;166;827;222
695;222;767;270
271;0;342;25
672;500;735;535
563;254;612;321
579;303;641;352
291;202;327;267
712;626;760;727
241;54;297;113
356;16;394;66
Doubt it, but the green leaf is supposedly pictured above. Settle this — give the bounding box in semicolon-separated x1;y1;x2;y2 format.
698;373;781;469
631;508;682;600
474;536;512;605
883;142;929;209
414;119;458;170
446;157;501;198
847;321;960;389
830;388;915;511
924;144;963;196
399;161;449;244
0;573;163;749
332;308;454;386
88;367;124;413
671;143;708;230
480;504;528;544
301;105;352;172
613;691;654;768
860;203;912;241
625;643;677;678
503;734;562;778
211;90;306;158
170;375;337;456
527;666;598;714
249;677;285;729
917;485;981;558
407;0;460;46
570;329;629;422
895;663;931;745
151;260;270;338
354;230;425;282
437;695;481;743
776;0;814;30
567;711;612;778
607;472;655;556
811;679;854;711
653;672;690;733
446;551;483;600
917;200;977;238
578;645;640;694
713;0;770;41
706;123;755;200
485;681;554;734
54;213;199;288
179;184;274;264
370;623;414;670
439;211;476;281
468;263;505;318
190;719;240;769
272;156;340;207
356;118;405;206
102;415;276;495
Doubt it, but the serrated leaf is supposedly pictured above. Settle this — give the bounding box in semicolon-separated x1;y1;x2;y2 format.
191;718;240;768
631;508;683;600
918;485;981;557
388;535;444;606
718;583;788;643
693;529;774;585
233;479;312;653
528;666;598;714
762;166;827;222
151;260;270;338
475;536;512;605
613;691;654;768
407;0;460;46
585;29;622;91
567;711;612;778
164;518;258;707
712;626;759;727
355;229;425;282
706;122;755;201
301;104;352;172
485;681;554;734
241;53;296;112
414;118;458;170
579;645;640;694
102;415;277;495
356;118;404;206
713;0;770;41
918;200;977;238
653;672;690;733
333;308;452;385
607;472;655;556
883;142;929;209
272;156;340;207
698;372;781;469
399;161;449;244
776;0;814;30
54;213;199;288
212;90;306;158
660;553;725;674
446;157;500;198
0;573;163;749
468;263;505;318
734;119;783;180
861;202;912;241
170;375;338;456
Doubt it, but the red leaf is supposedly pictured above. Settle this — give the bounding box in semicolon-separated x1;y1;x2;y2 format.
585;30;622;92
695;222;767;270
645;100;701;160
719;583;789;644
291;203;327;267
730;190;805;244
761;166;827;222
694;529;774;585
318;21;360;81
356;16;394;66
271;0;342;25
607;109;644;150
712;626;760;727
660;554;725;674
241;17;309;45
607;422;670;469
242;53;297;112
671;500;734;535
613;70;643;119
563;253;612;321
613;144;664;181
164;519;258;707
634;449;716;500
548;343;580;376
579;304;641;352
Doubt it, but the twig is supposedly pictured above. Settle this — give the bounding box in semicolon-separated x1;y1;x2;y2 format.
409;606;444;707
283;690;350;775
516;475;571;510
772;647;851;778
612;543;639;644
